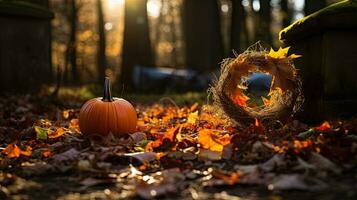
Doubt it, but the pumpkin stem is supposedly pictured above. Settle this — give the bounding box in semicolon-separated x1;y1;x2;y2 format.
102;77;113;102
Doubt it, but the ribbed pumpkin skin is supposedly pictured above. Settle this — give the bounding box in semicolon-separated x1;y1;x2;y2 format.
79;97;137;136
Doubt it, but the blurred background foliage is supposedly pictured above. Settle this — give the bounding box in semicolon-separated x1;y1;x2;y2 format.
49;0;339;94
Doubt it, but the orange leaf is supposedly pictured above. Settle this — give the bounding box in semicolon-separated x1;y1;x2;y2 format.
20;146;33;157
255;118;260;127
163;126;180;142
69;118;80;132
42;149;52;158
318;121;331;131
63;109;75;119
2;144;21;158
48;127;66;139
2;144;32;158
145;126;180;151
231;91;250;107
145;140;162;152
212;169;241;185
198;129;230;152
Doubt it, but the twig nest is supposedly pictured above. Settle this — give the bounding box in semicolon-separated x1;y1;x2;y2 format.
210;44;304;126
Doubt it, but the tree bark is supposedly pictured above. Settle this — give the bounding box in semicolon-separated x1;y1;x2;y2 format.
65;0;79;84
97;0;107;83
230;0;247;54
120;0;154;89
169;1;178;66
182;0;224;71
304;0;326;15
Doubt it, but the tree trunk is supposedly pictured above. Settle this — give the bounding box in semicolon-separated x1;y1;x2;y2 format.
230;0;247;54
182;0;223;71
120;0;154;89
256;0;272;44
304;0;326;15
280;0;291;28
169;1;178;66
65;0;79;84
97;0;107;83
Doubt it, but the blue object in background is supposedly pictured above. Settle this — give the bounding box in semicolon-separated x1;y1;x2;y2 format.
247;73;273;95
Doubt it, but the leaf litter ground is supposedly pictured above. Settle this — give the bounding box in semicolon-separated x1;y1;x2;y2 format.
0;95;356;200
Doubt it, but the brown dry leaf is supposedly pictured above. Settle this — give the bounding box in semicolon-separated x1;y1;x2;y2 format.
52;148;80;162
198;149;222;160
230;58;255;82
211;169;241;185
267;174;308;190
124;152;158;165
130;132;147;143
198;129;230;152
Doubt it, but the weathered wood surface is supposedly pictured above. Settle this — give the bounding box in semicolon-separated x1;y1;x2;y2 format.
280;0;357;121
0;1;53;93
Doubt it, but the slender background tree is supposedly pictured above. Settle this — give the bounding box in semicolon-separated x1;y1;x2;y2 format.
64;0;79;84
182;0;224;71
230;0;248;54
120;0;154;89
96;0;107;83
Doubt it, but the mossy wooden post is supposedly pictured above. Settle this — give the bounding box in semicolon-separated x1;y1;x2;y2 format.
0;1;53;93
279;0;357;122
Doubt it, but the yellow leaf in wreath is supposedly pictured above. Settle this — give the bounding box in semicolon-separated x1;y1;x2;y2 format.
262;96;271;106
268;47;290;59
268;47;301;60
264;46;300;91
289;54;302;59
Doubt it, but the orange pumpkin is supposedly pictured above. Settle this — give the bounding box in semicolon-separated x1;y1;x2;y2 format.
79;77;137;136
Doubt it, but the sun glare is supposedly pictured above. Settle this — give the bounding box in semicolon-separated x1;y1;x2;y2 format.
147;0;161;18
107;0;124;9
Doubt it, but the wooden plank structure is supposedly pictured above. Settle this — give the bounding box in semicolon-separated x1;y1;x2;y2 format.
279;0;357;122
0;0;53;93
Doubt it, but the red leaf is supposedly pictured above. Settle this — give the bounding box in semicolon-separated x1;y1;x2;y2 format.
318;121;331;132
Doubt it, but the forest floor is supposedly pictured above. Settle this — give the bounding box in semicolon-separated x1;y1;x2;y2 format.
0;91;356;200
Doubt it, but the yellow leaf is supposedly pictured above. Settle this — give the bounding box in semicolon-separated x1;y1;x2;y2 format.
198;129;230;152
261;96;271;106
268;47;290;59
187;111;198;124
48;127;66;139
289;54;302;59
268;46;301;60
20;146;33;157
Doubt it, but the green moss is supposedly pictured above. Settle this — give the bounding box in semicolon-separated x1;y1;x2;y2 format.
280;0;357;43
0;0;53;19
